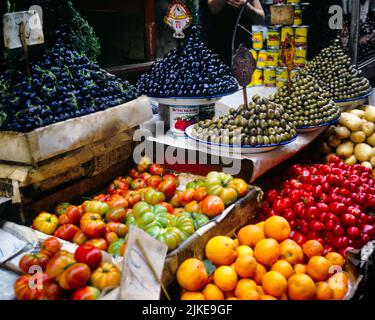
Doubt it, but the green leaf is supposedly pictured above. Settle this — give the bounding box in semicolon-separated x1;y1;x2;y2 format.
203;259;216;276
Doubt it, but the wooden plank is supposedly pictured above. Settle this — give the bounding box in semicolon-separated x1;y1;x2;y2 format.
106;62;154;76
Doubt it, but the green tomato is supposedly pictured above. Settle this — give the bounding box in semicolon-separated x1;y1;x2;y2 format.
145;225;162;238
152;204;168;215
126;213;136;227
84;201;109;216
108;238;126;256
186;179;205;190
156;227;182;250
144;189;165;205
191;213;209;230
136;211;156;226
155;212;169;228
172;214;195;236
132;201;152;219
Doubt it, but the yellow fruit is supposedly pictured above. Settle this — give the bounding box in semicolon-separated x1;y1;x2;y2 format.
263;216;291;242
325;252;345;269
202;284;225;300
262;271;287;297
287;274;316;300
254;263;267;285
234;254;257;278
237;245;253;256
271;260;295;279
177;258;208;291
234;279;257;300
214;266;238;292
237;225;265;248
254;238;280;267
181;292;206;300
279;239;303;265
306;256;332;281
206;236;237;266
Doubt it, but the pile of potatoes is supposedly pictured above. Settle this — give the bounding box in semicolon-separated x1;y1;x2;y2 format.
322;105;375;175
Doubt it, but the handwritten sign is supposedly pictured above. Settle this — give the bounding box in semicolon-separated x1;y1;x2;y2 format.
3;10;44;49
120;226;168;300
0;229;28;263
164;0;192;38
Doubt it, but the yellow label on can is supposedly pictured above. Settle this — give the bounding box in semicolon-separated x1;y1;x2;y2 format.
295;26;309;46
253;32;263;50
264;68;276;87
249;69;263;87
257;50;268;68
267;29;280;48
294;8;303;25
266;50;279;67
281;27;294;46
287;0;300;3
276;67;288;88
293;47;307;67
250;49;258;61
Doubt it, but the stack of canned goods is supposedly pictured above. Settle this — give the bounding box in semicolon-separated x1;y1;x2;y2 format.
248;0;309;87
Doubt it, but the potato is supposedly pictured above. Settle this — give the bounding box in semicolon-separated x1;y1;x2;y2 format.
336;141;354;158
350;109;365;118
350;131;366;143
325;153;337;163
339;113;363;131
370;156;375;167
321;142;332;155
364;105;375;122
328;136;342;148
362;121;375;136
354;143;375;162
344;155;357;165
367;133;375;147
334;126;351;139
361;162;373;170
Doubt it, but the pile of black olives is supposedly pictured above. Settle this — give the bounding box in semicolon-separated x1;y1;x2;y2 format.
137;27;239;98
306;40;372;101
270;73;341;129
191;95;297;146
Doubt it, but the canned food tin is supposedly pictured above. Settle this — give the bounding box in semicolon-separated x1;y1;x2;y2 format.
294;25;309;46
264;68;276;87
287;0;300;3
266;50;279;67
250;49;258;61
290;68;301;79
276;67;288;88
168;105;200;135
253;69;264;86
293;47;307;67
257;50;268;68
253;31;264;50
267;26;281;49
281;26;294;46
293;5;303;25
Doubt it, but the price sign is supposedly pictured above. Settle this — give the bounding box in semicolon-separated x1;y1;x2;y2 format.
3;10;44;49
120;226;168;300
164;0;192;38
0;229;28;263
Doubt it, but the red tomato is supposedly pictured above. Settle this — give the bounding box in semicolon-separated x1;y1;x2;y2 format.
194;187;208;202
149;164;165;176
72;286;100;300
19;252;50;273
105;207;127;223
130;178;146;190
74;243;103;270
53;224;80;242
40;237;62;258
146;175;162;188
162;173;178;184
158;179;177;199
200;196;224;218
159;202;174;213
58;263;91;291
73;231;87;245
140;172;152;182
136;156;151;173
80;213;106;239
14;273;49;300
179;188;196;206
85;238;108;251
105;231;118;244
108;179;129;195
58;205;81;226
43;280;65;300
128;168;141;179
46;251;76;280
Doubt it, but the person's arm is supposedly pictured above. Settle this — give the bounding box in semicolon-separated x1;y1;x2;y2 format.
207;0;227;15
227;0;265;24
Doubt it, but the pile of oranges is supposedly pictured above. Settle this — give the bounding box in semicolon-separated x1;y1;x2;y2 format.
176;216;349;300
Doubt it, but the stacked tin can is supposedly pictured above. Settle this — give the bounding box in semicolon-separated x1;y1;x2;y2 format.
248;0;309;88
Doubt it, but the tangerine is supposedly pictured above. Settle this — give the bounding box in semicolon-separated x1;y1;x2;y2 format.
181;292;206;300
254;238;280;267
205;236;237;266
287;274;316;300
262;271;287;297
237;225;265;248
234;254;257;278
302;240;324;259
306;256;332;281
279;239;303;265
213;266;238;292
325;252;345;269
254;263;267;285
263;216;291;242
237;245;253;256
234;279;257;300
316;281;333;300
202;284;225;300
177;258;208;291
271;260;295;279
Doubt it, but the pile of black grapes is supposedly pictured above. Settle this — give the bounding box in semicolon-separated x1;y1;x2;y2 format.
137;27;239;98
0;41;138;132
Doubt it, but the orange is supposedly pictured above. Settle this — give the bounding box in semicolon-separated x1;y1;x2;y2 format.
287;274;316;300
302;240;324;258
328;272;348;300
262;271;287;297
325;252;345;269
316;281;333;300
279;239;303;265
237;245;253;256
263;216;291;242
254;238;280;267
177;258;208;291
234;254;257;278
237;225;265;248
205;236;237;266
226;297;238;300
256;285;265;296
181;292;206;300
256;221;265;232
306;256;332;281
254;263;267;285
202;284;225;300
235;279;257;300
280;292;288;300
294;264;306;274
271;260;295;279
214;266;238;292
261;295;277;300
233;239;239;248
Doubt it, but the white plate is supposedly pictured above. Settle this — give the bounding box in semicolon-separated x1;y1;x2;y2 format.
185;125;298;155
297;117;340;133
